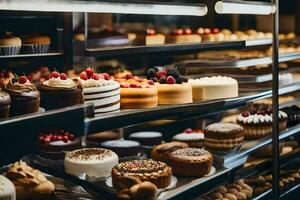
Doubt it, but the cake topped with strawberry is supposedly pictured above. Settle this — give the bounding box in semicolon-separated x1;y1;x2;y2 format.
43;71;77;89
166;28;201;44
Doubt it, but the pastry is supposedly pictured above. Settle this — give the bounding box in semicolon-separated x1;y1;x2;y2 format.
172;128;204;148
132;29;165;46
38;71;83;110
5;76;40;117
79;68;120;114
64;148;118;178
129;131;162;146
101;140;141;157
282;106;300;127
204;123;244;152
116;181;157;200
111;160;172;189
0;175;16;200
167;28;201;44
86;131;120;146
166;148;213;177
5;161;55;200
237;108;287;140
0;89;10;119
150;141;189;162
0;32;21;55
188;76;238;102
23;34;51;54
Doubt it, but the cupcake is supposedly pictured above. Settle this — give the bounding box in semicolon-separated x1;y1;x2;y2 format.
172;128;204;148
0;89;11;119
38;71;83;110
0;32;21;55
237;108;288;140
5;76;40;117
23;34;51;54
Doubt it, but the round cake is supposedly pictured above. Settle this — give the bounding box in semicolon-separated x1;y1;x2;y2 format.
166;148;213;177
0;89;11;119
188;76;238;102
111;160;172;189
204;123;244;152
101;139;141;157
79;68;120;114
64;148;118;178
172;128;204;148
151;141;189;162
129;131;162;146
86;131;120;146
0;175;16;200
237;108;287;140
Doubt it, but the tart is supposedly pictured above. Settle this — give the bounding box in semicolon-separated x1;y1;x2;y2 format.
172;128;204;148
64;148;118;178
0;32;22;55
132;29;165;46
167;28;201;44
38;71;83;110
0;89;11;119
101;139;141;157
204;122;244;152
111;160;172;189
166;148;213;177
129;131;162;146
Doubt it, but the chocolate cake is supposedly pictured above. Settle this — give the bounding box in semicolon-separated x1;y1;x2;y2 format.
101;140;141;157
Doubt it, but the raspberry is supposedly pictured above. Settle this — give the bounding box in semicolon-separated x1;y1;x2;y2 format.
60;73;68;80
159;76;166;84
156;70;167;79
102;73;110;80
166;76;176;84
62;136;69;143
125;74;134;79
18;76;28;84
121;84;129;88
91;73;100;80
130;83;138;88
242;112;250;117
49;71;60;79
85;67;94;78
80;71;88;80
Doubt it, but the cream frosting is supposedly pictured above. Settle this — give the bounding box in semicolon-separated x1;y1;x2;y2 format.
188;76;238;85
43;77;76;88
79;78;119;88
237;111;287;124
172;132;204;141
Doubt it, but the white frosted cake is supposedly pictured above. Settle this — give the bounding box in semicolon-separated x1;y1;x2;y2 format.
188;76;238;101
80;78;120;113
64;148;118;178
0;175;16;200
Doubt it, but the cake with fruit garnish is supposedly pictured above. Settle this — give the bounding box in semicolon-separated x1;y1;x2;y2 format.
64;148;118;178
237;108;287;140
38;71;82;110
188;76;238;102
111;160;172;189
147;67;192;105
0;89;10;119
5;76;40;117
133;28;165;46
79;67;120;114
166;28;201;44
101;139;142;157
36;129;82;160
172;128;204;148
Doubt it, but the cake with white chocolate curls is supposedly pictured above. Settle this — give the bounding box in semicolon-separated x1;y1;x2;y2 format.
111;160;172;189
237;107;287;140
79;67;120;114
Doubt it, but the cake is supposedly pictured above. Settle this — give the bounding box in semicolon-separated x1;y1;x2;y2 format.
5;161;55;200
132;29;165;46
0;89;10;119
117;181;158;200
111;160;172;189
129;131;162;146
101;140;141;157
282;106;300;127
86;131;120;147
79;68;120;114
166;148;213;177
38;71;83;110
146;67;192;105
0;32;21;55
0;175;16;200
5;76;40;117
167;28;201;44
64;148;118;178
237;108;288;140
22;34;51;54
188;76;239;102
36;129;82;159
204;123;244;152
172;128;204;148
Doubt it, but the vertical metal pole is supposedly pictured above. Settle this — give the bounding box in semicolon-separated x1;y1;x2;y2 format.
272;0;279;199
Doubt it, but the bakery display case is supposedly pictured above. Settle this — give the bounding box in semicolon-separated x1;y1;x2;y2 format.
1;0;300;200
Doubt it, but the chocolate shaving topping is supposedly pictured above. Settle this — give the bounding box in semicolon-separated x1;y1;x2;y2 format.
115;160;167;173
66;148;112;161
171;148;210;157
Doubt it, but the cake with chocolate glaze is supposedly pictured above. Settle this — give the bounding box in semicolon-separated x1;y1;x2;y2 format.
172;128;204;148
0;89;10;119
111;160;172;189
166;28;201;44
38;71;82;110
5;76;40;117
79;68;120;114
64;148;118;178
101;139;141;157
204;123;244;152
166;148;213;177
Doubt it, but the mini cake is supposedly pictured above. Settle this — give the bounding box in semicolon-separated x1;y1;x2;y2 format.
188;76;238;102
204;123;244;152
0;32;22;55
64;148;118;178
111;160;172;189
166;148;213;177
79;68;120;114
5;76;40;117
86;131;120;146
147;67;192;105
23;34;51;54
36;129;82;159
237;108;288;140
133;29;165;46
172;128;204;148
0;175;16;200
5;161;55;200
38;71;82;110
129;131;162;146
282;106;300;127
101;139;141;157
0;89;10;119
167;28;201;44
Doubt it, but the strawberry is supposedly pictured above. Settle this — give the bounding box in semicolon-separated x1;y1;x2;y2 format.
18;76;28;84
80;71;88;80
60;73;68;80
102;73;110;80
125;74;134;79
166;76;176;84
57;135;63;141
85;67;94;78
98;74;105;79
91;73;100;80
62;136;69;143
49;71;60;79
156;70;167;79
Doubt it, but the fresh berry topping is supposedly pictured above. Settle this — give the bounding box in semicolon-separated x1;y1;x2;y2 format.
249;108;257;115
184;128;193;133
44;137;51;143
257;110;266;116
91;73;100;80
130;83;138;88
80;71;88;80
49;71;60;79
102;73;110;80
147;29;156;35
85;67;94;78
184;28;192;34
125;74;134;79
146;68;157;79
121;83;129;88
52;135;57;141
174;29;184;35
98;74;105;79
151;77;159;82
148;80;154;85
57;135;63;141
242;112;250;117
60;73;68;80
18;76;28;84
167;67;180;78
156;70;167;79
62;136;69;143
204;28;211;34
212;28;220;34
159;76;166;84
175;77;183;84
166;76;176;84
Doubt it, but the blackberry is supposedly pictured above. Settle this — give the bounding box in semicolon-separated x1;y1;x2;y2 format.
167;67;180;78
159;77;166;84
175;77;183;84
151;77;158;82
146;68;157;79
